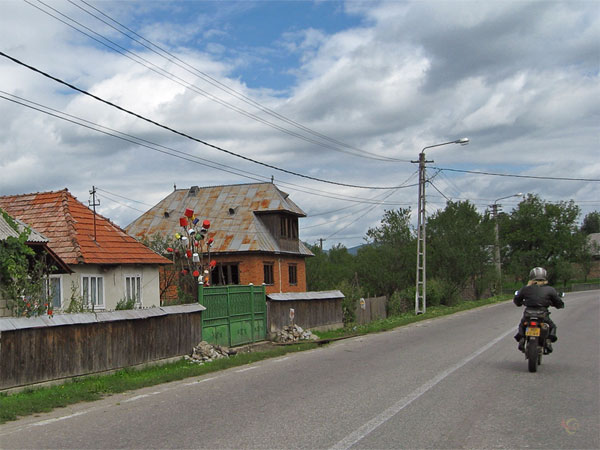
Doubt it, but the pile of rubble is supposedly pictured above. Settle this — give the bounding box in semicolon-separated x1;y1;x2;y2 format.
274;324;318;343
185;341;236;364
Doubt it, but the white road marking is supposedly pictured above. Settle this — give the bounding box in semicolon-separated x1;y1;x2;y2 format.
235;366;257;373
329;328;514;450
183;377;217;386
31;411;88;426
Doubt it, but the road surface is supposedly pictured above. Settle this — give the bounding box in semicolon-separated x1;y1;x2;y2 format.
1;290;598;449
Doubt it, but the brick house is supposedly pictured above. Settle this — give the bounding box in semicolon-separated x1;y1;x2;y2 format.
125;182;313;300
0;190;171;312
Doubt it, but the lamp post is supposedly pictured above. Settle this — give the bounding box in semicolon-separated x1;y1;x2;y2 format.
490;193;523;293
413;137;469;314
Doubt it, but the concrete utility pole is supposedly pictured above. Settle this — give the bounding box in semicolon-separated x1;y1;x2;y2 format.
413;138;469;315
490;193;522;293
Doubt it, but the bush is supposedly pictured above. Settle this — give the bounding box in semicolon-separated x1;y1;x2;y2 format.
336;280;363;325
115;298;136;310
388;287;414;316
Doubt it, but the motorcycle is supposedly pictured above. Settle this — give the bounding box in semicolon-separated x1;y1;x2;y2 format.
520;307;552;373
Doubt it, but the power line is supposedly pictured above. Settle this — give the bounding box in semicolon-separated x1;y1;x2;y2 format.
435;167;600;182
0;91;417;206
72;0;409;163
0;50;413;190
27;0;407;163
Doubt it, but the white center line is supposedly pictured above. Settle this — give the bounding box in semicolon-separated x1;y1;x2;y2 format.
329;328;514;450
235;366;257;373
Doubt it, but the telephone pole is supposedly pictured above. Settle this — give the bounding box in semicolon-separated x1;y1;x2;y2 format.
412;138;469;315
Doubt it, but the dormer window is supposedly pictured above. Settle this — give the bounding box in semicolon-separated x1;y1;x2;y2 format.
280;215;298;239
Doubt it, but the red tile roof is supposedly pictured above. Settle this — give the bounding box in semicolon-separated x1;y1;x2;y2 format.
0;190;170;266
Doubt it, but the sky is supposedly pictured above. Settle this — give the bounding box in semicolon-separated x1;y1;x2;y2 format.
0;0;598;250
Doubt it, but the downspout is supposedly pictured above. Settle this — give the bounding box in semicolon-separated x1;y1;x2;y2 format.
278;258;282;293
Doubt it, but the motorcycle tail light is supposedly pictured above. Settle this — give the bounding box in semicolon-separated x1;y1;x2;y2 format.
530;321;538;326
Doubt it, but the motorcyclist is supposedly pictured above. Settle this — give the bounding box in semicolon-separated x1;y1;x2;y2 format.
513;267;564;353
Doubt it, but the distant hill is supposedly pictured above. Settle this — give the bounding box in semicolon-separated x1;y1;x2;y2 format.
347;244;366;255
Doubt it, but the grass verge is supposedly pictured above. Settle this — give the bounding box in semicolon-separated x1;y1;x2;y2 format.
0;343;317;424
0;295;510;425
314;295;511;340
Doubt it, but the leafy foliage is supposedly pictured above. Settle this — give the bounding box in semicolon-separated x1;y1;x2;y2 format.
426;201;495;300
581;211;600;234
501;194;589;284
0;208;52;317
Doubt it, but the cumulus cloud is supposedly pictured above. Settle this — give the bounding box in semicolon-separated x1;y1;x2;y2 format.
0;0;598;248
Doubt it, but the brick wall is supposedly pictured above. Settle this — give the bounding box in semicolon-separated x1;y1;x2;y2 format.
159;253;308;304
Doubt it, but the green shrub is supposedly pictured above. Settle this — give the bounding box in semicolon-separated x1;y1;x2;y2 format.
115;298;136;310
388;287;414;316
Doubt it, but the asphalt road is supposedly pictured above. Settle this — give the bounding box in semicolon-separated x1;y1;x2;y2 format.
1;291;598;449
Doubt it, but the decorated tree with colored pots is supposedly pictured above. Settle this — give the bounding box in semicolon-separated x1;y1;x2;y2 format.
165;208;217;301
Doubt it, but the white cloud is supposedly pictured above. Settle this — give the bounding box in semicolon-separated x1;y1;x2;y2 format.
0;0;598;247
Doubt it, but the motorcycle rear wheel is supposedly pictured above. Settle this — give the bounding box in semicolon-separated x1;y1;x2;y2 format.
527;339;538;373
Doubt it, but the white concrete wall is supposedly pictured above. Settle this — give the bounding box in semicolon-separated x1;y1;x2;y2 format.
53;264;162;312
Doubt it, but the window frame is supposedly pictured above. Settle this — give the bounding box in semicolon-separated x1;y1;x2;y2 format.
46;275;62;310
125;274;142;306
288;264;298;286
263;262;274;285
81;275;105;309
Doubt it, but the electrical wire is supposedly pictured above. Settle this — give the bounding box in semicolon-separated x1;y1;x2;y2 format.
0;50;414;190
434;167;600;182
71;0;410;163
0;90;417;206
27;0;407;163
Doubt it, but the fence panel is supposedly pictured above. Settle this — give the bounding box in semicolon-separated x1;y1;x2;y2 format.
200;285;267;347
355;296;388;325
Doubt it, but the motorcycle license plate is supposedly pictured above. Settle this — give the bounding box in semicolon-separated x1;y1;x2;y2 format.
526;327;541;337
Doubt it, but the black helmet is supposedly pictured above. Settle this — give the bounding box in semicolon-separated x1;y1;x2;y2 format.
529;267;547;281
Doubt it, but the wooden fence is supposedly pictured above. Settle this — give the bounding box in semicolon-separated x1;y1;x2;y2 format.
355;296;387;324
0;304;204;391
267;290;344;334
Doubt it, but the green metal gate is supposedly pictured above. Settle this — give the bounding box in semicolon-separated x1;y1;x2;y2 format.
199;284;267;347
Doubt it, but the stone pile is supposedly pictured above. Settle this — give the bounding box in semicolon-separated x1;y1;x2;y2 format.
274;324;318;343
185;341;236;364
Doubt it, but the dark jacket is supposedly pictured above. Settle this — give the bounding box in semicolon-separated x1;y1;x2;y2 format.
514;284;564;309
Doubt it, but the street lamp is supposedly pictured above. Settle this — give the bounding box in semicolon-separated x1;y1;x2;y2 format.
413;138;469;315
490;193;523;294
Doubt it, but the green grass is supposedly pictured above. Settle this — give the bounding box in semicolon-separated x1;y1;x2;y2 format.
0;343;317;424
315;295;511;340
0;295;511;425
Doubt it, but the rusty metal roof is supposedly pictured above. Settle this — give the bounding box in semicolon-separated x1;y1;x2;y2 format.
126;182;312;256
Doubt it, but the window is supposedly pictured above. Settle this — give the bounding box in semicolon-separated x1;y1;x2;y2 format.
263;262;274;285
211;263;240;285
280;216;298;239
125;275;142;306
45;275;62;309
288;264;298;285
81;275;104;309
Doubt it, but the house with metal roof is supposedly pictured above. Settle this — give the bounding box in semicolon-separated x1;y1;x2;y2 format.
125;182;313;299
0;190;171;314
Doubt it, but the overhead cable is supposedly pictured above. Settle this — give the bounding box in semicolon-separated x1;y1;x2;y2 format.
0;50;412;190
27;0;406;162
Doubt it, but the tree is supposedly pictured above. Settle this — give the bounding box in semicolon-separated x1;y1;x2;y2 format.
502;195;589;284
0;208;52;317
305;243;356;292
356;208;416;298
581;211;600;234
426;201;495;301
